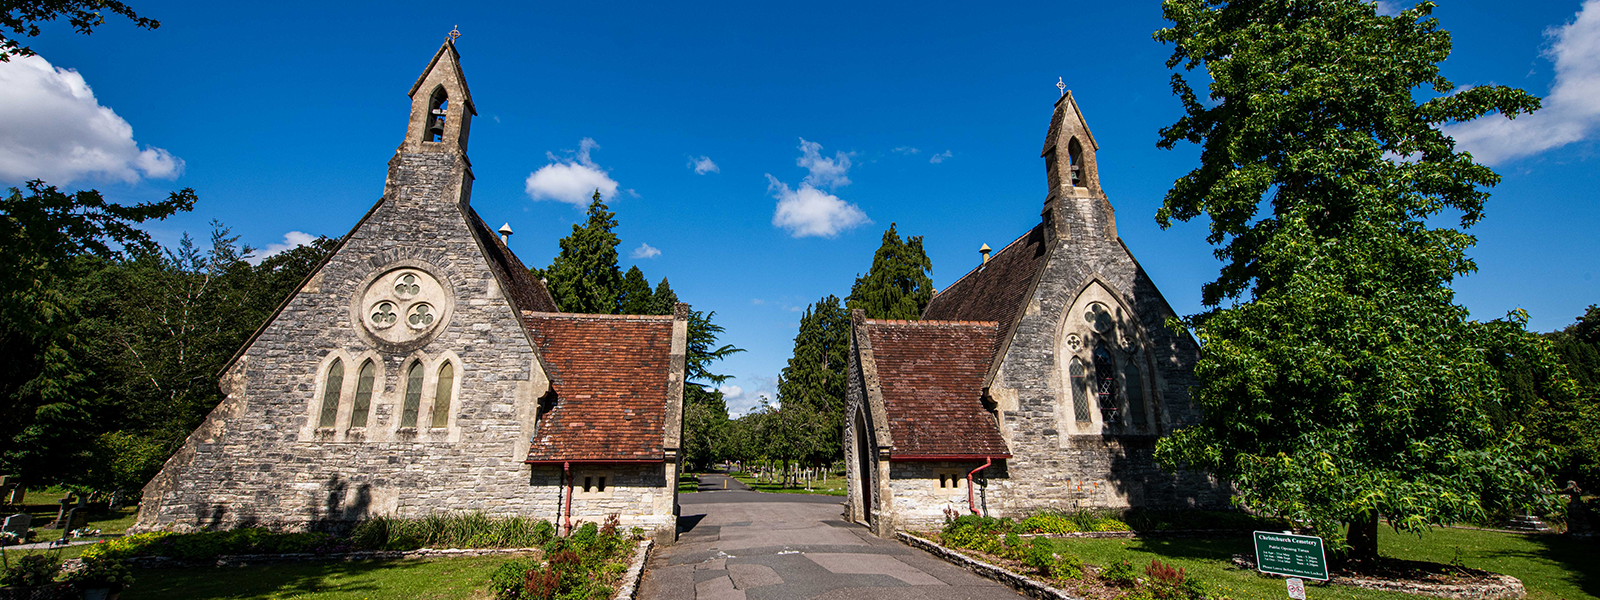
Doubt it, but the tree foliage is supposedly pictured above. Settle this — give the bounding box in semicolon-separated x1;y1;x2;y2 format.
1487;307;1600;493
540;191;624;314
774;295;851;467
2;0;159;61
847;224;933;320
1148;0;1550;559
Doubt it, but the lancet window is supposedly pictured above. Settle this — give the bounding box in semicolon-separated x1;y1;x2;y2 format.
319;359;343;428
425;88;448;143
401;361;424;428
1069;357;1091;422
432;362;454;428
351;360;376;428
1093;344;1121;424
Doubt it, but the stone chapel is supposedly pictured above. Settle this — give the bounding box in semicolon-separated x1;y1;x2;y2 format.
132;40;688;541
844;91;1227;535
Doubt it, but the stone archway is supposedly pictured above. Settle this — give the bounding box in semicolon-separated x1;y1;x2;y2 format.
854;409;874;525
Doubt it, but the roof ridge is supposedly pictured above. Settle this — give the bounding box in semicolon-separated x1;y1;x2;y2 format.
524;311;673;321
927;226;1036;306
864;319;999;328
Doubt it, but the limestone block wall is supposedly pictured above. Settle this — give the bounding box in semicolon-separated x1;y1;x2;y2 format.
884;461;998;532
532;464;676;535
132;151;674;534
986;198;1225;515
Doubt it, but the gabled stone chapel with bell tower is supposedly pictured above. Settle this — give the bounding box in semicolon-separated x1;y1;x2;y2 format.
845;90;1228;535
133;40;689;541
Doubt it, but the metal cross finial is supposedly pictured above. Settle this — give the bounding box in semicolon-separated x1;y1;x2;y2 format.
448;26;461;43
1057;77;1066;97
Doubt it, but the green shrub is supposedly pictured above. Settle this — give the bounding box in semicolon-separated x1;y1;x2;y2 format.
0;553;61;587
1092;518;1130;532
1050;552;1084;580
349;513;557;551
1019;512;1080;534
1103;559;1140;587
61;555;135;590
1022;537;1056;572
490;559;538;600
80;529;339;561
490;515;637;600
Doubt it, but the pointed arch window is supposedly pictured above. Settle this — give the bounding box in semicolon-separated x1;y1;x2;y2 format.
1093;344;1121;424
425;88;448;143
1069;357;1091;423
1125;359;1147;427
319;359;343;428
351;360;376;428
401;361;424;427
432;362;454;428
1068;137;1084;186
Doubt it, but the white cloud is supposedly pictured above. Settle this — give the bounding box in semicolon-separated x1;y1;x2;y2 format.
767;175;870;238
524;138;620;205
1443;0;1600;165
892;146;920;155
630;242;661;259
929;150;953;164
767;139;869;238
248;231;316;265
1374;1;1402;16
796;138;853;189
689;155;719;174
0;54;183;185
721;376;778;417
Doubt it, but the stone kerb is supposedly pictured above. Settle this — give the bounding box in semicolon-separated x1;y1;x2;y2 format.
897;531;1083;600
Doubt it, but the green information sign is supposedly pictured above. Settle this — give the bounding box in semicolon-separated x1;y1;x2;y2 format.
1253;531;1328;581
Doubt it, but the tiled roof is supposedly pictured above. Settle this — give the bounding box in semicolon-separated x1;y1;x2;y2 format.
921;223;1050;361
863;320;1010;459
523;313;674;462
466;207;559;314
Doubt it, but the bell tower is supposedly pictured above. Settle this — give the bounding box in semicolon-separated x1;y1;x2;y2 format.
384;38;477;210
400;39;476;157
1041;90;1116;242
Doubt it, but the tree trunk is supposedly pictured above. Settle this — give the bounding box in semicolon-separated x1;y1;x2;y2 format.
1346;510;1379;562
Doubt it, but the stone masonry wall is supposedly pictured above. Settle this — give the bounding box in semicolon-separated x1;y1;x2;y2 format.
132;150;673;537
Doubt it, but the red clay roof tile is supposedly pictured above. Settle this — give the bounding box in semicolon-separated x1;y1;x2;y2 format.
523;313;674;462
864;320;1010;459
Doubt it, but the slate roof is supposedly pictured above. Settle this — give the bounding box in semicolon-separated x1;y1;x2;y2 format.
921;223;1051;362
465;207;559;313
523;313;675;463
862;319;1011;459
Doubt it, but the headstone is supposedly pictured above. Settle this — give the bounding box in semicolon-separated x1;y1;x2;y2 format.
9;486;25;505
66;510;90;532
2;513;30;536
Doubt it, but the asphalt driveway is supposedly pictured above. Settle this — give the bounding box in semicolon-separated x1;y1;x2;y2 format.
639;483;1022;600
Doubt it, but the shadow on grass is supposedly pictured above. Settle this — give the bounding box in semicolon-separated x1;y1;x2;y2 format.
1487;534;1600;598
120;559;426;600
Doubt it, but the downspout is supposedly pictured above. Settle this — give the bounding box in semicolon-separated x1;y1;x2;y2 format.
967;457;992;516
563;461;574;536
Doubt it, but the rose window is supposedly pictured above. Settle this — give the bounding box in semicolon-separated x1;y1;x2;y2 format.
358;268;450;345
1085;302;1115;334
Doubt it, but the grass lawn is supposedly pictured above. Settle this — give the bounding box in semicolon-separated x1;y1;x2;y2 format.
1044;527;1596;600
116;555;513;600
731;473;846;496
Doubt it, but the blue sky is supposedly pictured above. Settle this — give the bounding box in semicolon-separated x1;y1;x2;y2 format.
3;0;1597;415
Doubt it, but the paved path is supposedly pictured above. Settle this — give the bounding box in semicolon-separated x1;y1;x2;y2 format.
640;490;1022;600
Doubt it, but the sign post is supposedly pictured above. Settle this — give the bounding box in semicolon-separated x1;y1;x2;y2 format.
1253;531;1329;581
1286;577;1306;599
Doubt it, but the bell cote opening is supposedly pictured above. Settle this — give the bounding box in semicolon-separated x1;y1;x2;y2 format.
425;88;449;143
1068;137;1084;186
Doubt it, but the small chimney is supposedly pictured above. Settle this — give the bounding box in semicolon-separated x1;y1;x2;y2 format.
979;243;992;265
498;223;513;244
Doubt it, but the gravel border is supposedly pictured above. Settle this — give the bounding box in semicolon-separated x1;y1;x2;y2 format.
611;539;653;600
898;532;1084;600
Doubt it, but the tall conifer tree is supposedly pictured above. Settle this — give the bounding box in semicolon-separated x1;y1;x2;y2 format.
1149;0;1554;559
617;266;656;315
541;190;623;314
846;224;934;320
776;295;851;466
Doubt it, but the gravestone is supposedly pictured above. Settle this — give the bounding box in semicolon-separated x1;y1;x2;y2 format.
1563;481;1593;538
3;513;30;536
4;486;21;505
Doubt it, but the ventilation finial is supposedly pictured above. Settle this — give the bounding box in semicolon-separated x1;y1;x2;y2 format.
1056;77;1066;97
980;243;992;265
499;223;513;244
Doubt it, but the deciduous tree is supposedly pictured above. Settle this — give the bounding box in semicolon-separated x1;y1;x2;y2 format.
1149;0;1550;560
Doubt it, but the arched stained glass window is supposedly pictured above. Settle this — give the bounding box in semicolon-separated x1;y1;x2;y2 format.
401;361;423;427
432;362;454;428
1126;359;1147;426
1069;357;1091;423
1094;344;1121;424
351;360;376;428
319;359;343;428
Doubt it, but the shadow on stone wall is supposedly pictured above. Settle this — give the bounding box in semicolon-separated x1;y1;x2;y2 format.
1104;437;1226;509
304;474;373;532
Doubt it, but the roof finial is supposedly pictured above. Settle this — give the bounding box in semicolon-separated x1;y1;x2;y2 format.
448;25;461;43
1056;77;1066;97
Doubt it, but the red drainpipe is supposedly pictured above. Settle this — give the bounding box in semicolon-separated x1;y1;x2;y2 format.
967;457;992;516
563;461;574;536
